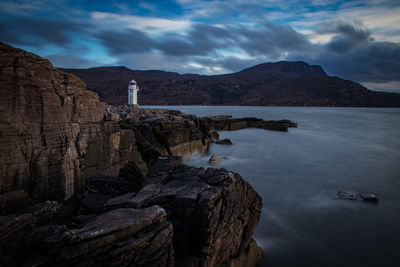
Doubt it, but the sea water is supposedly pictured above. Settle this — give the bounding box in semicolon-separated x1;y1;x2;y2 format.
145;106;400;267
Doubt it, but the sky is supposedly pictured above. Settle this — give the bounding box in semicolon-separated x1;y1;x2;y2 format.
1;0;400;92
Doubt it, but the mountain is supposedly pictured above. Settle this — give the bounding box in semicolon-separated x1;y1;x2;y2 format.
61;61;400;107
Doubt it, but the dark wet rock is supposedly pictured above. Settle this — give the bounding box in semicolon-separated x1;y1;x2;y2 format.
209;154;231;164
333;190;358;200
360;193;379;202
215;138;233;145
199;116;297;132
333;191;379;203
118;108;297;159
121;117;212;156
119;157;263;267
0;213;38;266
104;192;137;210
84;176;138;196
119;161;146;191
201;128;219;142
19;200;62;225
80;193;113;213
229;239;264;267
28;207;174;267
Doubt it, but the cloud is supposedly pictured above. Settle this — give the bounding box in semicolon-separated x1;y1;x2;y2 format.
46;54;103;69
90;12;192;34
317;21;373;52
361;81;400;93
95;29;155;55
0;17;85;46
289;21;400;84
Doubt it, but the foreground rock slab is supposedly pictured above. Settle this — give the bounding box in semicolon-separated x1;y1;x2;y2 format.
108;156;263;267
0;206;174;267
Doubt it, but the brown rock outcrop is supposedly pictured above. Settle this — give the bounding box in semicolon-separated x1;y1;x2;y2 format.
118;107;296;159
0;42;146;213
107;156;263;267
121;115;211;157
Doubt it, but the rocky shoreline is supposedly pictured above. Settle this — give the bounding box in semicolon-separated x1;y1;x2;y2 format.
0;42;296;266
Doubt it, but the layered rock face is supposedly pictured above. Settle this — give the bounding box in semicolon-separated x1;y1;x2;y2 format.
0;42;146;213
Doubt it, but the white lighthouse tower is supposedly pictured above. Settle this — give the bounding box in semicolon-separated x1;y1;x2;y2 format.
128;80;139;108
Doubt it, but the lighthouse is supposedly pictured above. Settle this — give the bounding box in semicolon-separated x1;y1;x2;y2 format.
128;80;139;108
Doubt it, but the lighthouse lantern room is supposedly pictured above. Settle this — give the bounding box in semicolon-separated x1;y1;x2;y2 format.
128;80;139;108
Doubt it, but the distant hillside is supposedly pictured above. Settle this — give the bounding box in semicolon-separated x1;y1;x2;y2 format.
61;61;400;107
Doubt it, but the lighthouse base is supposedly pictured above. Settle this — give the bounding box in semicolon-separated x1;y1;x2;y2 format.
129;104;139;109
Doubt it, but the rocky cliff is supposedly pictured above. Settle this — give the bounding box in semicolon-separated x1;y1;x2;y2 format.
0;42;285;266
62;62;400;107
0;42;147;213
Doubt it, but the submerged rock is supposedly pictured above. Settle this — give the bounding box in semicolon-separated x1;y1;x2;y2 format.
360;193;379;202
332;191;379;203
208;154;231;164
333;190;358;200
214;138;233;145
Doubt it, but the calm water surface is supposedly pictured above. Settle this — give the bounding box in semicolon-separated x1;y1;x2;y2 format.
146;106;400;267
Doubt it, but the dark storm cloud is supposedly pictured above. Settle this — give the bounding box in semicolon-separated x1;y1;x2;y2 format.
95;29;156;55
319;21;373;52
290;22;400;83
232;23;311;58
96;22;311;61
95;23;231;58
157;24;233;56
314;41;400;82
0;17;84;46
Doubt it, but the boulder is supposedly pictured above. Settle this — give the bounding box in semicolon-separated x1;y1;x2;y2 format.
214;138;233;145
209;154;231;164
333;190;358;200
360;193;379;202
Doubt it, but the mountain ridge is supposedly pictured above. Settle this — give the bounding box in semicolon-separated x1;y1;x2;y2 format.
61;61;400;107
